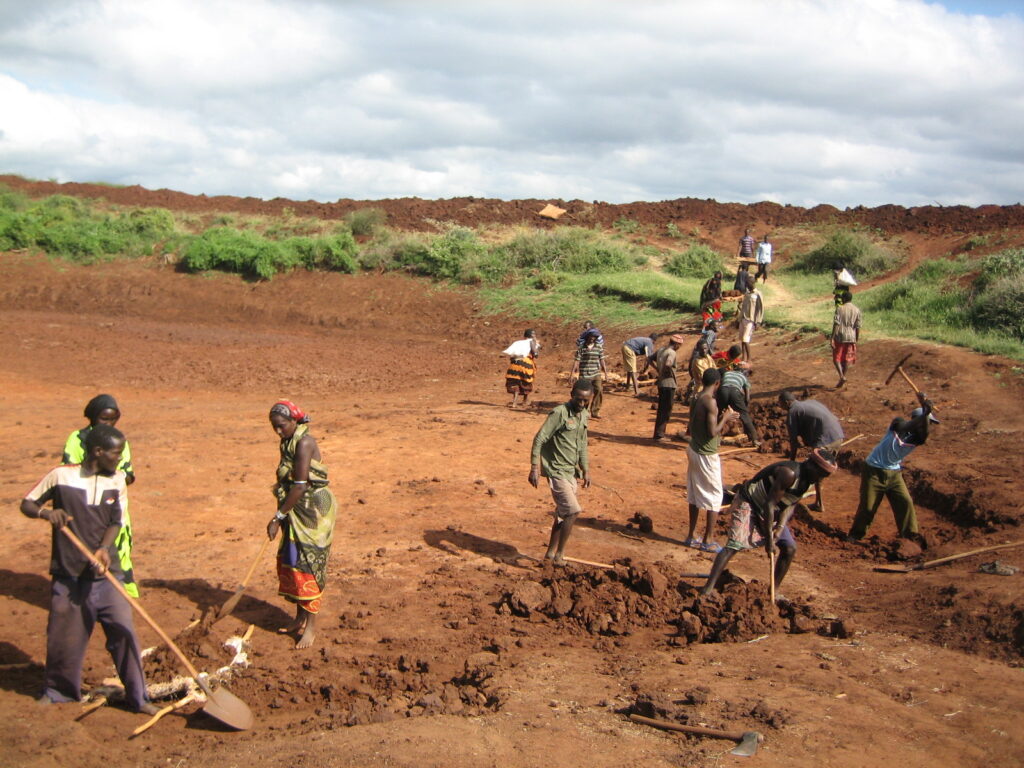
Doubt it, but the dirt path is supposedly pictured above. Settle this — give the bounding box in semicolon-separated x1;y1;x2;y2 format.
1;254;1022;768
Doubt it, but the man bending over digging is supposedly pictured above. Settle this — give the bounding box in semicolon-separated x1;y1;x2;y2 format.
701;449;838;602
529;379;593;564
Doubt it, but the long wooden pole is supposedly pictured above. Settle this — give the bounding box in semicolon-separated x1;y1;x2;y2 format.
61;528;203;680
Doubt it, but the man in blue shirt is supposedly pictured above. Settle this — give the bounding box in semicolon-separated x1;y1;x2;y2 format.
847;392;937;542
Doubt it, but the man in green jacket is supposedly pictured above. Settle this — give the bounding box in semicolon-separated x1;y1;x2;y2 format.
529;380;593;564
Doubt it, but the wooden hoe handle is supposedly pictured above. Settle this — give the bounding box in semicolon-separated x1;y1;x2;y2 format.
897;367;920;394
916;540;1024;570
61;527;202;680
629;714;749;742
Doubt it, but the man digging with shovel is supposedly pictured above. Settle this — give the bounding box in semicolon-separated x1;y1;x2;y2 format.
21;424;158;715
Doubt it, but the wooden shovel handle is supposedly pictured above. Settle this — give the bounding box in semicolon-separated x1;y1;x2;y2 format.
60;527;202;680
239;536;272;588
629;714;749;742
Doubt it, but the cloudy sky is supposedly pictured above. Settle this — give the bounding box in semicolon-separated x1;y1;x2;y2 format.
1;0;1021;207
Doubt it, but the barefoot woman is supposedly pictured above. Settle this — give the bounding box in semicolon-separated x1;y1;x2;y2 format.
266;400;337;649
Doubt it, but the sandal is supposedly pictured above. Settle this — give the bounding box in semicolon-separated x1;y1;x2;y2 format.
683;537;703;549
700;542;723;554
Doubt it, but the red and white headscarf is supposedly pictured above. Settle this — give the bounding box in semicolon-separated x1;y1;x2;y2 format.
269;399;310;424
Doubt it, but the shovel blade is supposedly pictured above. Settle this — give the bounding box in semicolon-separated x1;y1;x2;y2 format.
200;683;254;731
215;589;245;622
730;732;760;757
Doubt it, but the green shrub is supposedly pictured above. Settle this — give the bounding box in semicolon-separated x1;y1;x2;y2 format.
790;230;899;278
346;207;387;236
395;226;486;280
663;244;725;278
0;187;29;212
0;208;36;250
969;276;1024;340
493;228;632;275
975;248;1024;291
283;231;358;273
666;222;683;239
181;227;296;280
613;217;640;234
117;208;176;239
532;269;566;290
963;234;989;251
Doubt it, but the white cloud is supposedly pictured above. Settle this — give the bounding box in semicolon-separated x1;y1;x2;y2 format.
0;0;1021;206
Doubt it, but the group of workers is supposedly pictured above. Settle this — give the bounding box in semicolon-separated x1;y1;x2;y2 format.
19;231;913;717
21;393;337;714
528;246;935;605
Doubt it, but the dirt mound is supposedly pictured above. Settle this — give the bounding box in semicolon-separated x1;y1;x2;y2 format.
498;559;692;637
673;583;788;643
498;562;831;646
227;650;506;730
142;613;235;685
4;174;1024;236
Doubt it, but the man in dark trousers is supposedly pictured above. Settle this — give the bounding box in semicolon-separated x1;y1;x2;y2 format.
701;449;838;600
716;366;761;447
570;328;607;418
780;391;844;512
21;424;158;714
529;380;594;564
652;334;684;441
847;392;937;543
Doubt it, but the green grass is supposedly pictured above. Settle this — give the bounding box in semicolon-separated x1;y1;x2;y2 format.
3;183;1022;361
764;250;1024;360
854;251;1024;358
479;271;698;328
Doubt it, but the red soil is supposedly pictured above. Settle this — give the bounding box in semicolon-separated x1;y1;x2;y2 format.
1;180;1023;768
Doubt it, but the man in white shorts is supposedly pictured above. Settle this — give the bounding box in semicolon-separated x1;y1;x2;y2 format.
529;380;593;564
684;368;738;552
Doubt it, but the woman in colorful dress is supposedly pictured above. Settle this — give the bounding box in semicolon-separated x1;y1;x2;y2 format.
266;400;337;649
504;329;540;408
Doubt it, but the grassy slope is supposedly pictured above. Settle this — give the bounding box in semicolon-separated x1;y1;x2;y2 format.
2;182;1021;360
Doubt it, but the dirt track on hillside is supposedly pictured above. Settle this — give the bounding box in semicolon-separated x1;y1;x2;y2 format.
1;179;1023;767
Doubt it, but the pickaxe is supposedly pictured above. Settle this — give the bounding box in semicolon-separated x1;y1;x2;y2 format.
884;353;937;413
629;714;763;757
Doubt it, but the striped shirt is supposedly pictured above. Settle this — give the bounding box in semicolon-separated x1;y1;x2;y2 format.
574;343;605;379
739;235;756;257
721;370;749;392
